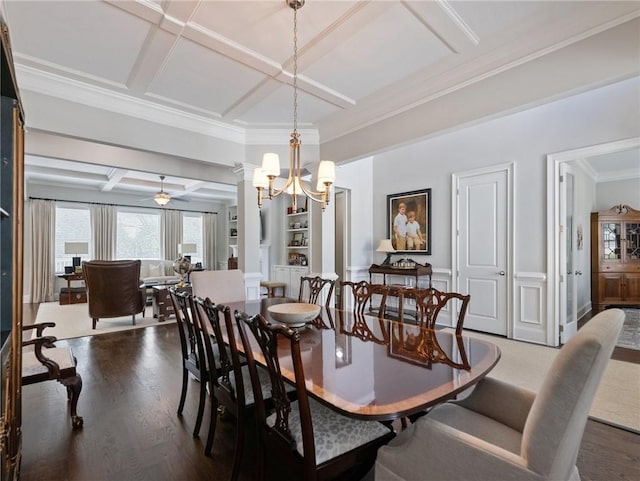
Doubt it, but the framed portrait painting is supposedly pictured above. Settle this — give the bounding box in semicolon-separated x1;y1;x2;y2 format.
387;188;431;255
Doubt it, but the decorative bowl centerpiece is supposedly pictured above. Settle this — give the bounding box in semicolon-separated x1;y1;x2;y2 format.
267;303;321;328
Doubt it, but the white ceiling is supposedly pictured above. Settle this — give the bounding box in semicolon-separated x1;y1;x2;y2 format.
2;0;640;200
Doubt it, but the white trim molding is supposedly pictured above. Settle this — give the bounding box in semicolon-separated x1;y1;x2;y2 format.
546;137;640;345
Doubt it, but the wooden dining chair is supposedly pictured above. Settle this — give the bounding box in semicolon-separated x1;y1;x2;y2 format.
413;288;471;335
169;289;211;440
21;322;84;429
340;280;389;317
191;297;274;479
236;311;395;481
298;276;336;308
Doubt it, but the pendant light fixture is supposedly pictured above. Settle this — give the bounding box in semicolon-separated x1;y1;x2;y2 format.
252;0;336;212
153;175;171;206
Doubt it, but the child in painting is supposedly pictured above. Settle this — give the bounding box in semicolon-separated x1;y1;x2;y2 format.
406;211;425;250
393;202;408;250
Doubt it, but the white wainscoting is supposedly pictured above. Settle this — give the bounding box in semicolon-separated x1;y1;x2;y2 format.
513;272;548;345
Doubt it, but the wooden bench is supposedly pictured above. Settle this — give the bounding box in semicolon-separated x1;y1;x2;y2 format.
260;281;287;298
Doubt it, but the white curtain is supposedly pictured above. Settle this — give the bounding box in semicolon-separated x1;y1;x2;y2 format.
162;209;182;260
203;212;217;270
90;203;116;260
29;199;56;303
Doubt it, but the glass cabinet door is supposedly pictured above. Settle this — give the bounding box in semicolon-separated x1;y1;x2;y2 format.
625;222;640;260
602;222;621;260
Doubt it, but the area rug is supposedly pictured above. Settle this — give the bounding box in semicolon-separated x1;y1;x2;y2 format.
618;308;640;351
31;302;176;340
453;329;640;433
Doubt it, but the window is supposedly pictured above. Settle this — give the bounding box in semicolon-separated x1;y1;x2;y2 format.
55;205;91;272
183;213;203;265
116;209;161;259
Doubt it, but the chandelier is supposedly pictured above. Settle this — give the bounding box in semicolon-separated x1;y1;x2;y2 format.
252;0;336;212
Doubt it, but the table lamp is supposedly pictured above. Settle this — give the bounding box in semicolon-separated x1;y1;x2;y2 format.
64;241;89;268
376;239;396;266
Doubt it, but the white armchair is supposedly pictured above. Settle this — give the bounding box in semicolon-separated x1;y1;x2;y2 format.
375;308;625;481
190;269;246;304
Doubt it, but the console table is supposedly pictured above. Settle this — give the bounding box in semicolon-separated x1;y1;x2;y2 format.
369;263;433;319
369;263;433;288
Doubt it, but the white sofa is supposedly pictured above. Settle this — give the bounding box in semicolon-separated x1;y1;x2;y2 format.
139;259;180;285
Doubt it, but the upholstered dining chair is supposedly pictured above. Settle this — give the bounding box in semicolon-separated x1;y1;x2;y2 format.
190;269;246;304
82;259;145;329
169;289;211;440
298;276;336;308
22;322;84;429
191;298;279;479
237;311;395;481
374;308;625;481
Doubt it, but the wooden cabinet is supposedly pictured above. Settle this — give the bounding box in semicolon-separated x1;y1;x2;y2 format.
1;21;25;481
152;285;191;321
591;204;640;309
273;265;309;298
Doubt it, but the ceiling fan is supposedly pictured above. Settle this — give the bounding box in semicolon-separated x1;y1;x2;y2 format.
141;175;188;206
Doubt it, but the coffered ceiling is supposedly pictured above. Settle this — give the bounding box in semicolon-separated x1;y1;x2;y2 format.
2;0;640;200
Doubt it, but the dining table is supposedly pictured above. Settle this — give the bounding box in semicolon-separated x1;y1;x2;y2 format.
223;297;501;422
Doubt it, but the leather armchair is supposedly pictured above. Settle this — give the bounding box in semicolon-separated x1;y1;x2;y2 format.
375;308;625;481
83;260;146;329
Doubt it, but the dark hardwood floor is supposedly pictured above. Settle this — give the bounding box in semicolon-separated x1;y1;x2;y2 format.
19;304;640;481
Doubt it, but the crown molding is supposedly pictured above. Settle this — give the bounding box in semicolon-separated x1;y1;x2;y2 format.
16;62;322;148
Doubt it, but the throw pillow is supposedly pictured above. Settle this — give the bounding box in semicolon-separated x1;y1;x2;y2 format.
148;263;162;277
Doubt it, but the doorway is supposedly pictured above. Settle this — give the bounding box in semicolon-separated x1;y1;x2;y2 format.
546;137;640;344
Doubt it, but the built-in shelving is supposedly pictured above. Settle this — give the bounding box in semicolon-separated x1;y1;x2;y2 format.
285;203;310;266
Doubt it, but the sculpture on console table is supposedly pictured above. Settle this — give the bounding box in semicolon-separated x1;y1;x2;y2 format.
174;243;196;287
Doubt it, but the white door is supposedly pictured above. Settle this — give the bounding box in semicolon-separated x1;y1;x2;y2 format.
456;168;510;336
559;163;578;342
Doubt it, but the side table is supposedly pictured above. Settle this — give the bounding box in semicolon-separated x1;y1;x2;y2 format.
152;285;191;322
57;273;87;305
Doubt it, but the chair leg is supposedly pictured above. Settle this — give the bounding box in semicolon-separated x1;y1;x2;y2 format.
255;433;265;481
132;314;136;326
92;317;98;329
193;377;206;437
177;367;188;416
59;374;84;429
204;394;219;457
230;410;244;481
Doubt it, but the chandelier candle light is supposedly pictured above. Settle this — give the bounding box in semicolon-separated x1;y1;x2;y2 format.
252;0;336;212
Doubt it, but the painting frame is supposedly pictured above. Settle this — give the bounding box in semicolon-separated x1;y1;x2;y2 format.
387;188;432;255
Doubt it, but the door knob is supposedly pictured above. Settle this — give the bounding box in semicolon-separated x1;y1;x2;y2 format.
575;270;582;275
499;271;505;276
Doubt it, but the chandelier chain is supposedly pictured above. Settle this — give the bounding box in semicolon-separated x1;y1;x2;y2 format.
293;5;298;134
253;0;334;212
